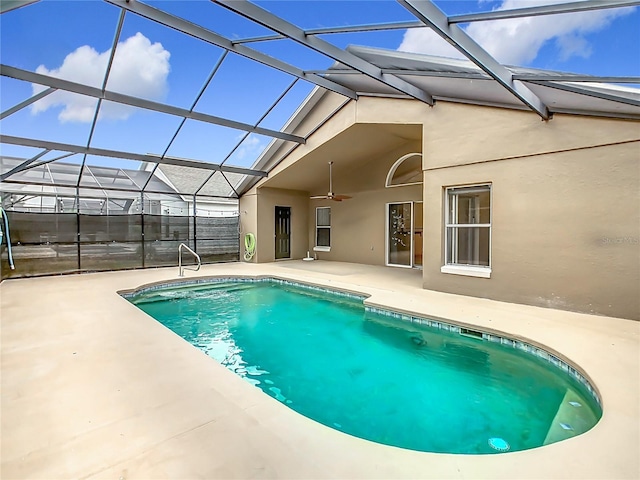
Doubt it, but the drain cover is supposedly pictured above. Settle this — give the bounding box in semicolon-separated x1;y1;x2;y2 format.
488;437;510;452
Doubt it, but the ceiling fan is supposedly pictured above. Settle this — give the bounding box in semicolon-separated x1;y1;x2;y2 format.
310;161;352;202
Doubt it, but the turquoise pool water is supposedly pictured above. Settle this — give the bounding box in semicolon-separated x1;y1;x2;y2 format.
126;279;601;454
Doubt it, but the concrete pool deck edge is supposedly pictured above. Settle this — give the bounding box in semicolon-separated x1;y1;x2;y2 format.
1;261;638;479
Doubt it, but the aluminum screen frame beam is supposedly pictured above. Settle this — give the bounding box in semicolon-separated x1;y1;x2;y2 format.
77;7;127;189
214;0;434;105
232;21;425;44
104;0;358;101
513;75;640;84
0;87;56;120
449;0;640;24
526;80;640;108
3;152;78;176
547;108;640;121
0;149;50;181
327;68;640;85
398;0;549;119
0;65;305;144
0;0;39;14
142;51;230;193
220;78;299;167
231;1;640;41
318;68;492;80
0;135;269;178
0;177;239;200
204;80;300;198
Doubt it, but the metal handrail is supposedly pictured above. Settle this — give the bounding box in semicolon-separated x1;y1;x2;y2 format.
178;243;201;277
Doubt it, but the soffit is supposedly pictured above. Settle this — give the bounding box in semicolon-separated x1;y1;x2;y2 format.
260;123;421;194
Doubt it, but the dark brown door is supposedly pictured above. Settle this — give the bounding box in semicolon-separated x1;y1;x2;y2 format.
275;206;291;259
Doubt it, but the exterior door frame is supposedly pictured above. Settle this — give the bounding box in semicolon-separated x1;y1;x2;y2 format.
385;201;423;269
275;205;291;260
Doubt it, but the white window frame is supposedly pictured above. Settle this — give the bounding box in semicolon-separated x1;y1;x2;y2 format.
385;152;423;188
385;201;423;269
314;206;331;252
442;184;492;278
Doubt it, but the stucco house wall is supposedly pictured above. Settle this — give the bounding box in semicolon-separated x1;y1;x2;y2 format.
422;103;639;319
240;187;309;264
309;186;423;265
240;94;640;320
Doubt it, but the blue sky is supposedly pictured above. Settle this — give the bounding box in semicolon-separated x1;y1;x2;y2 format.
1;0;639;173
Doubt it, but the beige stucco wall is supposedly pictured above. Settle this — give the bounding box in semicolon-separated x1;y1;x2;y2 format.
242;94;640;319
306;140;422;264
423;146;640;319
245;94;357;194
423;103;639;169
240;188;310;263
243;140;423;265
246;96;428;196
309;184;422;265
238;193;258;262
422;104;640;320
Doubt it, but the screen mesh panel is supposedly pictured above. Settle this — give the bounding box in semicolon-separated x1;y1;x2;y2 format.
144;240;190;267
0;210;239;279
1;244;78;277
7;212;78;243
79;243;144;271
143;214;191;241
79;215;143;243
195;217;239;262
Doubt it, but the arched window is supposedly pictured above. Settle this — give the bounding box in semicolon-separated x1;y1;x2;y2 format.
385;153;422;188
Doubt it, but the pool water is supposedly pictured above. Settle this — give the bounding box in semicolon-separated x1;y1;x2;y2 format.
127;280;601;454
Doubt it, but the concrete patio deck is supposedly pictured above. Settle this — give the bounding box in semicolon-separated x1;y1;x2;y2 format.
1;261;638;479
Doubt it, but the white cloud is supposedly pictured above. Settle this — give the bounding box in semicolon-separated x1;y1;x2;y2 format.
398;0;634;66
555;34;592;61
31;32;170;123
234;135;264;161
398;28;465;60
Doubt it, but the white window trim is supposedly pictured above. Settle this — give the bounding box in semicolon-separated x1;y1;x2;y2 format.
385;152;423;188
441;264;491;278
443;184;492;278
315;206;331;252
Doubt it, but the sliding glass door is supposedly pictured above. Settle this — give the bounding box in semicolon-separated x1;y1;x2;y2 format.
386;202;422;268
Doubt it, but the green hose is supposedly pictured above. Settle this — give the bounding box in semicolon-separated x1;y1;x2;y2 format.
244;233;256;261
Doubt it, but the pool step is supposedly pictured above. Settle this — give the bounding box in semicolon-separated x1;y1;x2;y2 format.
131;282;254;304
543;388;595;445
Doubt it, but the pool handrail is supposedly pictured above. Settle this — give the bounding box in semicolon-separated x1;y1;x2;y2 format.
178;243;201;277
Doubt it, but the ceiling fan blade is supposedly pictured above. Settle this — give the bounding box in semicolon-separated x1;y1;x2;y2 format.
310;163;353;202
332;194;352;201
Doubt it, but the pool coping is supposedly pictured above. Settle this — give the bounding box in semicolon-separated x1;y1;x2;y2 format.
1;261;638;479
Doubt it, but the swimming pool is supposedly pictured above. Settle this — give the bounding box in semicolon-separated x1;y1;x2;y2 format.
125;277;601;454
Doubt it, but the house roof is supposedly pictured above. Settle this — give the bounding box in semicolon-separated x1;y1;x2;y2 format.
332;46;640;120
154;164;244;200
0;156;182;206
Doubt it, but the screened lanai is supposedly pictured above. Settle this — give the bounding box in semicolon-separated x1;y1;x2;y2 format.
1;0;639;278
